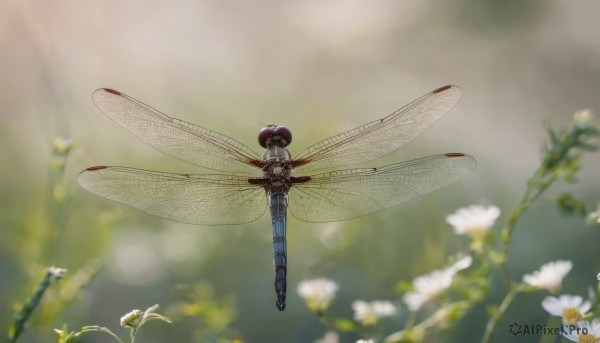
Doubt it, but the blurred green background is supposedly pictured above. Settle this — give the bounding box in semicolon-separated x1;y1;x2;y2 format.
1;1;599;342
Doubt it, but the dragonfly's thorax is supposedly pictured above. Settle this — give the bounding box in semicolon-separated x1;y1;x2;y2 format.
263;145;291;161
262;145;293;193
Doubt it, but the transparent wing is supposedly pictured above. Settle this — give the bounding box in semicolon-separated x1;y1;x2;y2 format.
289;154;475;222
92;88;262;175
293;85;463;174
78;166;267;225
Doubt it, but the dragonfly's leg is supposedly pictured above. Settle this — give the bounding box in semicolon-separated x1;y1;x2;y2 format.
270;192;288;311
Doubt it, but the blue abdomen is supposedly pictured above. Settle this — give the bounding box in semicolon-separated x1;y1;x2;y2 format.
270;192;287;311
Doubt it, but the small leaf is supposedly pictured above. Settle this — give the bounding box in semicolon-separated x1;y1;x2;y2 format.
333;318;355;332
488;251;505;265
554;194;587;217
395;281;414;293
486;305;498;317
578;143;598;151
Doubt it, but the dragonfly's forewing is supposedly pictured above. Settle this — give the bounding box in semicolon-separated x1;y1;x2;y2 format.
293;85;463;175
92;89;262;175
78;166;267;225
289;154;475;222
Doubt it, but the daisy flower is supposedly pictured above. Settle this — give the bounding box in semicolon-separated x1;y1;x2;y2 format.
447;254;473;274
403;255;472;311
563;319;600;342
53;136;73;154
297;278;339;311
120;304;171;329
315;331;339;343
352;300;397;326
541;295;591;324
573;109;593;125
588;204;600;225
523;260;572;293
446;205;500;239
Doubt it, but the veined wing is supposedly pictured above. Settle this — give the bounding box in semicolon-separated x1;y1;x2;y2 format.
92;89;262;175
293;85;463;174
289;154;475;222
78;166;267;225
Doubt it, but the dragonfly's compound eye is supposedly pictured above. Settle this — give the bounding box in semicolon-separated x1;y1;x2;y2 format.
258;126;275;148
274;126;292;147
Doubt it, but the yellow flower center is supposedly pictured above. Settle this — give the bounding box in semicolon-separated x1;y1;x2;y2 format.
562;307;581;324
307;298;330;311
547;283;562;294
468;228;488;251
467;226;487;237
361;313;377;326
577;333;600;343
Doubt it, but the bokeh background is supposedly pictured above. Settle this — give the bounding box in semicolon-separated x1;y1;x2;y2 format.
1;0;599;342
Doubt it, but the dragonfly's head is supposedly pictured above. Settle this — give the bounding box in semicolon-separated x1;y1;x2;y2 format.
258;125;292;148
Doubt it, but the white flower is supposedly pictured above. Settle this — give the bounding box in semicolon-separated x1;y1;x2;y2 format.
53;136;73;154
402;255;472;311
297;278;339;311
447;255;473;274
352;300;397;326
403;270;451;312
318;223;342;249
541;295;591;324
597;272;600;281
120;304;171;329
588;204;600;225
563;319;600;342
356;340;374;343
573;109;593;124
315;331;339;343
446;205;500;236
120;309;143;328
48;267;68;280
523;260;572;293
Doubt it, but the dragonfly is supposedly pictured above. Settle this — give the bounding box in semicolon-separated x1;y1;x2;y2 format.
78;85;476;311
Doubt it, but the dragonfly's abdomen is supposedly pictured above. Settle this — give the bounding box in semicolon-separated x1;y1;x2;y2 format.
270;192;288;311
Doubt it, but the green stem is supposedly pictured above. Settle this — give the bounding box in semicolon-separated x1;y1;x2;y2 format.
481;285;520;343
497;174;557;287
7;267;65;342
130;327;137;343
385;301;473;342
80;326;124;343
498;259;511;289
404;311;417;331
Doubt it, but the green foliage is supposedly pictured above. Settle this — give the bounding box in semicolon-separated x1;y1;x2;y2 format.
554;193;587;217
166;283;238;340
54;324;80;343
8;267;67;342
295;110;600;342
55;304;172;343
5;138;107;341
332;318;355;332
395;281;414;294
2;110;599;342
